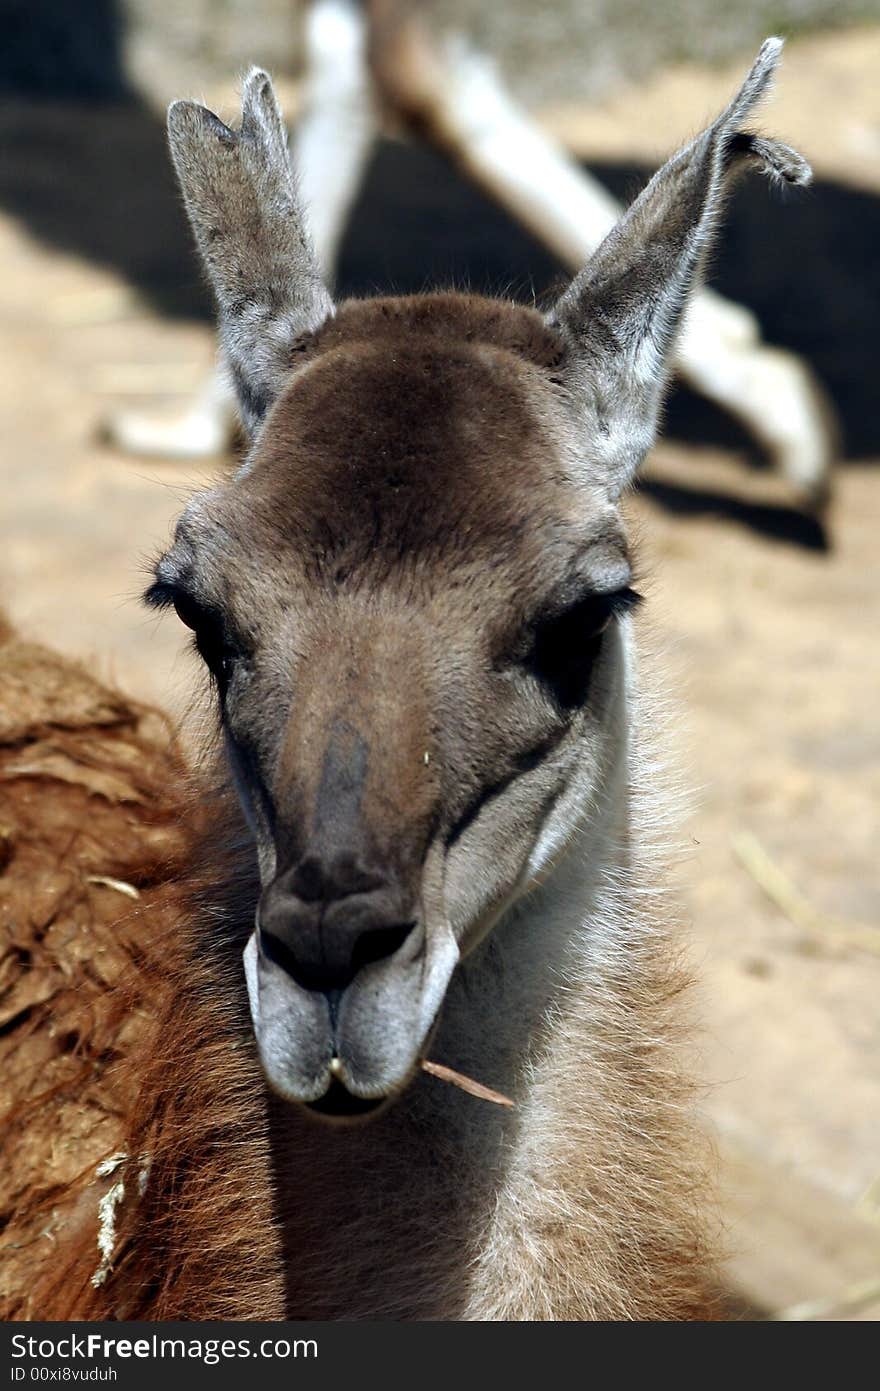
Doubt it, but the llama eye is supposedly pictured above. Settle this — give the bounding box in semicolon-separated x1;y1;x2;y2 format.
170;591;208;633
143;580;239;686
523;588;640;710
171;593;237;685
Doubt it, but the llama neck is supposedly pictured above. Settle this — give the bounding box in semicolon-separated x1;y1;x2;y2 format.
265;726;702;1321
124;663;709;1322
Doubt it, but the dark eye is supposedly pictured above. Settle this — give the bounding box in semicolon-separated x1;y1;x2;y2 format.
523;589;640;710
174;595;237;685
145;582;238;687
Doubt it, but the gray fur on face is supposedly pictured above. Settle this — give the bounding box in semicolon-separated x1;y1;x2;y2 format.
547;37;811;499
167;67;333;435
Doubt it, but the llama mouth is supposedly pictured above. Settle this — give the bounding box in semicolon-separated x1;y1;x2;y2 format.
243;926;459;1112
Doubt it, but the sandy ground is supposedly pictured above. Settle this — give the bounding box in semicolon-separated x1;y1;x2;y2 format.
1;25;878;1317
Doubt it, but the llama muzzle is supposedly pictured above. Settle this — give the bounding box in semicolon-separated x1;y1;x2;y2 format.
243;916;459;1120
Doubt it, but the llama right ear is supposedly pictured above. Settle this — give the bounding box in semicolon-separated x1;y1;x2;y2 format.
167;68;333;435
547;38;811;500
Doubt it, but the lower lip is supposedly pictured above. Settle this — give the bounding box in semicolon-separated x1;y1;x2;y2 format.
304;1078;387;1119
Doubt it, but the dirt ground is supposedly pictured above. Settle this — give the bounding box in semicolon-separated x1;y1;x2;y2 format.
1;26;878;1318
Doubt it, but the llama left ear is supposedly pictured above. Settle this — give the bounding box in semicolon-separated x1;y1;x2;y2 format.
546;38;810;499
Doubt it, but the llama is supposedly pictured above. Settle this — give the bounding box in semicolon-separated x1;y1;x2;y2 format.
10;41;810;1320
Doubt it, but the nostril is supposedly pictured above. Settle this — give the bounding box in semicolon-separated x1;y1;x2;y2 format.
260;924;344;993
258;919;417;996
259;926;310;985
350;921;416;977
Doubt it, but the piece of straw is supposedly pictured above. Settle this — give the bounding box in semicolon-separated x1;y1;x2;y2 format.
421;1059;514;1108
85;875;141;901
731;830;880;957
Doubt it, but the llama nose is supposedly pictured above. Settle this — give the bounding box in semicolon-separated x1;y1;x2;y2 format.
258;859;418;994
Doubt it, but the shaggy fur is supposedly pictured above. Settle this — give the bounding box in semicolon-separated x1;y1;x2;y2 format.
0;619;190;1317
1;625;717;1321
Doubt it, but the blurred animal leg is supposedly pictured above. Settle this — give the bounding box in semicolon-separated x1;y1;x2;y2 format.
367;9;836;506
105;0;377;460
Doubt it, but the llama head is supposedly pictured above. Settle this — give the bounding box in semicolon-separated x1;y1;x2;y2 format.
149;43;809;1119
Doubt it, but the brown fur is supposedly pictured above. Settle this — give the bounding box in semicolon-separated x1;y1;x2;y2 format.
0;621;718;1320
0;622;189;1317
20;814;720;1321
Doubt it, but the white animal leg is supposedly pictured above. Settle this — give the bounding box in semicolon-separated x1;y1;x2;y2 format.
105;0;377;460
369;23;836;506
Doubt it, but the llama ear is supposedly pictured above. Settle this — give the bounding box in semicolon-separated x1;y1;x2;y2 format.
546;38;811;499
167;68;333;435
